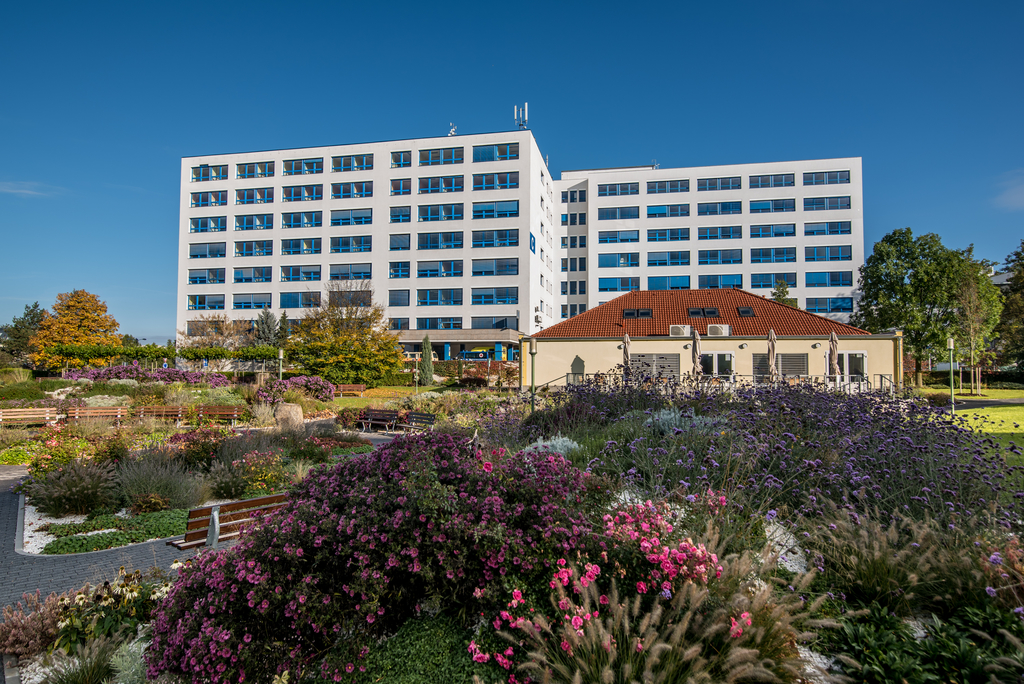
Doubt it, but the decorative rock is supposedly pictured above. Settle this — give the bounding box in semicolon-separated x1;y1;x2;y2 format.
274;402;303;429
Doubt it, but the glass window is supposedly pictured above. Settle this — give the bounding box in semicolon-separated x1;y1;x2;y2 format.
804;196;852;211
329;263;372;280
647;251;689;266
282;212;322;229
236;161;273;178
187;268;225;284
418;231;464;249
282;185;323;202
388;318;410;330
471;316;518;329
391;151;411;168
389;234;411;251
598;230;639;243
597;206;640;220
234;267;271;283
389;261;410;278
471;287;518;305
697;177;741;191
332;154;373;172
188;242;226;259
419;204;464;221
805;297;854;313
191;164;228;182
697;226;741;240
416;317;462;330
235;214;273;231
697;202;741;216
189;216;227;233
472;143;518;162
647;180;689;194
749;174;794;188
805;245;852;262
234;240;272;257
700;353;734;376
420;147;464;165
280;238;320;255
192;191;229;207
698;249;742;265
472;172;519;190
472;229;518;247
697;274;743;289
804;221;851;235
578;190;586;202
391;179;411;196
419;175;464;193
281;265;321;282
331;208;372;225
597;252;640;268
750;223;796;238
417;260;463;278
332;181;373;198
646;204;689;218
597;183;639;196
417;289;463;306
803;170;850;185
805;271;853;287
751;273;796;289
647;228;689;242
471;258;518;276
187;294;225;310
391;206;411;223
234;188;273;205
750;247;796;263
280;292;321;309
283;158;323;175
472;201;519;219
598;277;640;292
331;236;372;253
750;199;795;213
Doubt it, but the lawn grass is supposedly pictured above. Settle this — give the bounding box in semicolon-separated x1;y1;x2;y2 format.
957;405;1024;466
331;386;445;409
954;388;1024;400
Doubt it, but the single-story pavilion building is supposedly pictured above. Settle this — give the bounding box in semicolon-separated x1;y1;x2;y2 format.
522;289;903;390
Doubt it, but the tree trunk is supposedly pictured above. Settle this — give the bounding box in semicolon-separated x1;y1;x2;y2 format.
915;358;923;388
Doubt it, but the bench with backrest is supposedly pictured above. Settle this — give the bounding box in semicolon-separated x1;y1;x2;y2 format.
167;493;288;550
139;405;186;426
360;409;399;432
396;411;436;432
65;406;134;424
334;384;366;397
197;405;245;425
0;408;59;426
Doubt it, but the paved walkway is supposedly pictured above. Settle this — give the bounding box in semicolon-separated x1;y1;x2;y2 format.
0;431;396;612
953;396;1024;410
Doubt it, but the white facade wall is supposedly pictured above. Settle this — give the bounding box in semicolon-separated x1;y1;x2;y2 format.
177;131;556;351
554;158;864;323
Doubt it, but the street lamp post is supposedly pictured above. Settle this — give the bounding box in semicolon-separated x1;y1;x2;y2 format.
947;337;955;415
278;348;284;381
529;338;537;413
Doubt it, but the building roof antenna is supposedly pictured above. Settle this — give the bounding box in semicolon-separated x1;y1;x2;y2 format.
448;123;457;136
514;103;529;130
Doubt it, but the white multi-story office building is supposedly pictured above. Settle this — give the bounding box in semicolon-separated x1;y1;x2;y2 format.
177;130;862;359
178;130;558;360
555;158;863;323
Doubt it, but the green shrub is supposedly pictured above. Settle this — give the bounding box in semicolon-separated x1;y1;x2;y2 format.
26;460;118;517
0;590;71;656
336;407;366;429
43;634;120;684
94;431;132;464
0;381;45;401
117;457;208;510
207;460;247;499
0;442;39;465
110;636;149;684
0;367;32;384
41;510;188;554
348;613;501;684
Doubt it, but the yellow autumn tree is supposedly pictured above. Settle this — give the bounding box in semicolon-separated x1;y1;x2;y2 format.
30;290;122;369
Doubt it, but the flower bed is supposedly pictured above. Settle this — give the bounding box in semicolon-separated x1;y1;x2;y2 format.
66;366;229;387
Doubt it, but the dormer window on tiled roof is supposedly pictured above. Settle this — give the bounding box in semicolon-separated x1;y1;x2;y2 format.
737;306;756;317
622;308;653;319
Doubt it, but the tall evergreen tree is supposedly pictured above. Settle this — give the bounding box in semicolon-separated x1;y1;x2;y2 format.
0;302;45;365
254;309;279;347
996;239;1024;370
418;335;434;381
770;280;798;308
277;312;290;345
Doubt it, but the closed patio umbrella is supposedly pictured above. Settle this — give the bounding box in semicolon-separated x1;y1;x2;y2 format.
622;333;631;371
767;329;779;382
829;331;841;378
691;327;702;378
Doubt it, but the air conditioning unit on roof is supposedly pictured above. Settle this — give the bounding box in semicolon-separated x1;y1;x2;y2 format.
707;324;730;337
669;325;691;338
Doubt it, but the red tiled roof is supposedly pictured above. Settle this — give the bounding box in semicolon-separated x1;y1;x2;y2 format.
534;289;869;338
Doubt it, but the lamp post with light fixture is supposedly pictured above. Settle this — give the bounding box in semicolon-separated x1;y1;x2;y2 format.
529;338;537;413
278;348;284;381
948;337;955;415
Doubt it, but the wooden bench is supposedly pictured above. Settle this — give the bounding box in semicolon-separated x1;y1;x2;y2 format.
197;405;245;425
167;493;288;550
139;405;186;426
0;408;59;426
396;411;435;432
66;406;134;424
334;384;366;397
360;409;399;432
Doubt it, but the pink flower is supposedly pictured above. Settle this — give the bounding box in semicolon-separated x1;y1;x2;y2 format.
512;589;523;602
636;582;648;594
345;663;355;673
599;595;609;605
571;615;584;630
482;462;493;473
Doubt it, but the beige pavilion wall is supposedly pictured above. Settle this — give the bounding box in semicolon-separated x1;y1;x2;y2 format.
521;335;901;387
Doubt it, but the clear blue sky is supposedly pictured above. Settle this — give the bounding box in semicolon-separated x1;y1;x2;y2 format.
1;0;1021;343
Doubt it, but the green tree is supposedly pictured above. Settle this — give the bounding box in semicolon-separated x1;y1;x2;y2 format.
995;239;1024;370
121;334;140;347
277;312;290;345
418;335;434;381
953;247;1003;393
254;309;279;347
30;291;122;370
286;283;403;387
0;302;45;365
770;280;798;308
851;228;969;387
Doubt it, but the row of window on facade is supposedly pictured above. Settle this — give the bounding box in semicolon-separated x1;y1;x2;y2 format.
190;145;521;182
619;350;864;380
187;286;523;311
577;223;853;244
586;245;852;268
187;257;521;284
187;230;521;259
560;172;850;202
190;194;521;220
583;197;851;221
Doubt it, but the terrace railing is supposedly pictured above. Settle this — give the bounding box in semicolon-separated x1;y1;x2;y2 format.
559;372;894;395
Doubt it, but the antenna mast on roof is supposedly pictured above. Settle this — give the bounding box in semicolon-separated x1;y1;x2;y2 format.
514;103;528;130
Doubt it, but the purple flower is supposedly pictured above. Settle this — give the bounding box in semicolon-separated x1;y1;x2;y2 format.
986;586;997;598
765;510;778;522
988;552;1003;565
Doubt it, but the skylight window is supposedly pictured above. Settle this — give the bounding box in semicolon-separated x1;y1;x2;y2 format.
737;306;755;317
